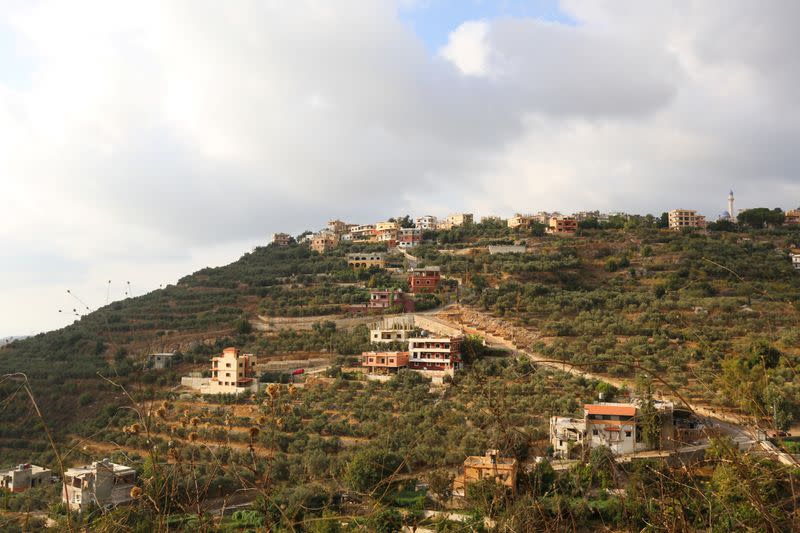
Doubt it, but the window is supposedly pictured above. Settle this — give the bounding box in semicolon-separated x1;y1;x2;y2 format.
592;429;598;435
625;431;632;438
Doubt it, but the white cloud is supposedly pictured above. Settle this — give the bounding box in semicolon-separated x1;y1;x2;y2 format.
2;0;800;335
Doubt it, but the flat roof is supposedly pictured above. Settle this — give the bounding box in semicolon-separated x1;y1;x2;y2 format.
464;456;516;467
584;404;636;417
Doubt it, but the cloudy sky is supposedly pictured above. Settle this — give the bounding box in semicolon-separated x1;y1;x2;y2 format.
2;0;799;337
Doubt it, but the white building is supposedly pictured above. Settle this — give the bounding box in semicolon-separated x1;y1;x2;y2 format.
415;215;438;231
791;253;800;270
203;347;258;395
668;209;706;230
407;336;462;373
148;352;175;370
370;315;418;344
549;417;587;458
0;464;52;493
63;459;136;512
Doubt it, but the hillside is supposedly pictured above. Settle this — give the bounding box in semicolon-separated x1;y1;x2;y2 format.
1;221;799;531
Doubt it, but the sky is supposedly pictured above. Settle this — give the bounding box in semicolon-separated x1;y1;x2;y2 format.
2;0;800;337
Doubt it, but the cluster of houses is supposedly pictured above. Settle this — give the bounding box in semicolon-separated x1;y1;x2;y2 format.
361;314;465;377
1;459;136;513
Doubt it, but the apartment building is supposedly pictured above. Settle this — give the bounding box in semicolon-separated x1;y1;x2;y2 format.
361;351;409;374
668;209;707;230
310;232;339;253
408;336;462;372
408;266;441;293
205;347;258;395
398;227;422;249
547;216;578;234
508;214;535;229
445;213;473;227
347;252;386;269
0;464;52;493
415;215;439;231
63;459;136;512
350;224;377;242
786;210;800;225
271;233;292;246
453;450;518;497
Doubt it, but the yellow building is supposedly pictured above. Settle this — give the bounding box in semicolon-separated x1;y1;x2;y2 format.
445;213;473;227
453;450;517;497
347;252;386;269
668;209;706;230
204;347;258;395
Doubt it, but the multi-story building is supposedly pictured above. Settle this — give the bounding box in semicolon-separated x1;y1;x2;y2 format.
785;210;800;225
271;233;292;246
361;351;409;373
668;209;707;230
327;219;348;235
205;347;258;395
310;232;339;253
347;252;386;269
791;253;800;270
408;336;462;372
445;213;473;227
533;211;552;225
415;215;439;231
550;401;684;458
547;216;578;234
63;459;136;512
408;266;441;293
0;464;52;493
350;224;377;242
368;289;412;311
453;450;518;497
508;214;535;229
398;227;422;249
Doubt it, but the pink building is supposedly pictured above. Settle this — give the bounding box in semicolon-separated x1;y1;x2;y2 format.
362;351;409;373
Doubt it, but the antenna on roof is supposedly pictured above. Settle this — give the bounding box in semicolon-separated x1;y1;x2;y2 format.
105;280;111;306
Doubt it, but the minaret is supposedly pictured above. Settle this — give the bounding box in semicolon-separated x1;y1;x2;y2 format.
728;189;735;220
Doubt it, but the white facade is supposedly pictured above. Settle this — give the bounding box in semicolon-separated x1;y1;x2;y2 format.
370;315;417;343
63;460;135;512
549;417;586;458
791;253;800;270
415;215;438;231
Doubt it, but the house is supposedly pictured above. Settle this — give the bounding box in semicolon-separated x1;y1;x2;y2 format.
203;347;258;395
148;352;175;370
368;289;414;312
63;459;136;512
508;214;535;229
786;210;800;225
375;221;399;246
0;464;52;493
408;266;441;293
408;336;462;372
549;417;587;458
327;219;348;235
310;231;339;253
347;252;386;269
550;401;683;458
350;224;377;242
444;213;473;228
668;209;707;230
547;216;578;234
369;315;418;343
453;450;517;497
791;253;800;270
398;227;422;249
361;351;409;373
415;215;439;231
271;233;292;246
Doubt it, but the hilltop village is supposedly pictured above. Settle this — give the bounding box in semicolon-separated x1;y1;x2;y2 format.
1;198;800;531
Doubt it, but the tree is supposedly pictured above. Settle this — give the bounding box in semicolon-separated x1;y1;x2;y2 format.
344;447;403;493
234;314;253;334
426;470;454;504
636;376;662;449
737;207;785;228
369;507;403;533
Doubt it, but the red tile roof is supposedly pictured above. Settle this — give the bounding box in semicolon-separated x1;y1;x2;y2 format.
584;404;636;417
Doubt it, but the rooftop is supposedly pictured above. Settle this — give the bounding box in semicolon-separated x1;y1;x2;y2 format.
584;403;637;417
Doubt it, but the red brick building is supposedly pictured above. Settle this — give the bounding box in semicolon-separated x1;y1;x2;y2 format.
408;266;441;293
